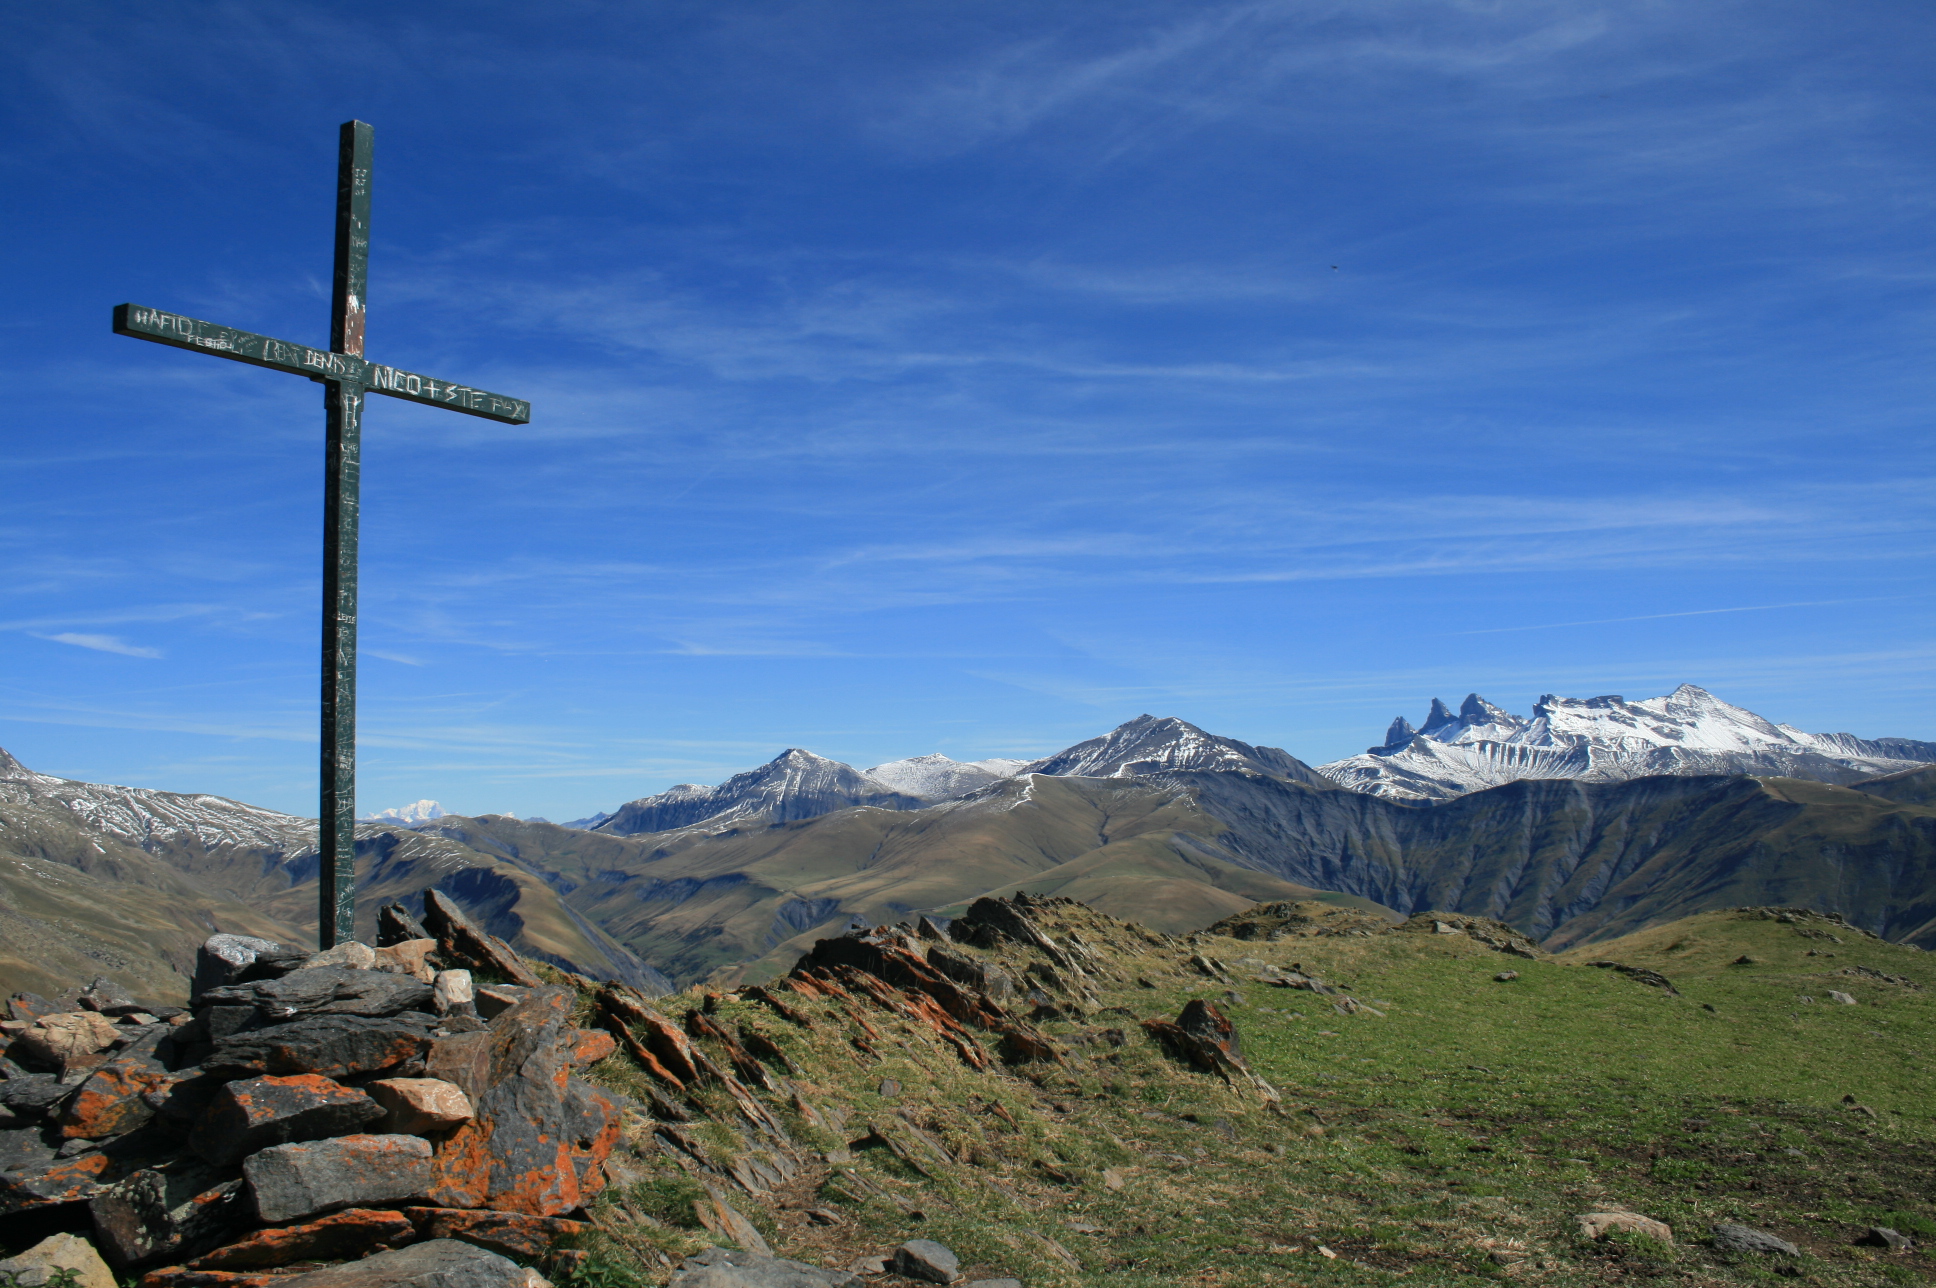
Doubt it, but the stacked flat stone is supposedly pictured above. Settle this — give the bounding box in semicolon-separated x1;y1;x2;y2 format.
0;892;620;1285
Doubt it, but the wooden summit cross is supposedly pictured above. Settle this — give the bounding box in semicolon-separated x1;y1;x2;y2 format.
113;121;530;949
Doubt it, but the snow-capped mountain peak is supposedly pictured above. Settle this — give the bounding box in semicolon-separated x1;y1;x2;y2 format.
1024;714;1329;785
360;799;446;826
585;745;1036;838
1322;684;1936;802
864;753;1025;801
593;748;925;837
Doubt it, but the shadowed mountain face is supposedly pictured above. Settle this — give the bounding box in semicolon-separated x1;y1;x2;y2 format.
1159;765;1936;950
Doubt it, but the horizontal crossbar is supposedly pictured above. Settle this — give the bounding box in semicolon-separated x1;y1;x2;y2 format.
114;304;530;425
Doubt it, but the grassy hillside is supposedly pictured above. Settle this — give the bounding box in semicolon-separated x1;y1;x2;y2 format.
424;776;1350;986
567;898;1936;1287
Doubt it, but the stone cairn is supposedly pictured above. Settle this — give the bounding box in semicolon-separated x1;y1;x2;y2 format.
0;891;617;1287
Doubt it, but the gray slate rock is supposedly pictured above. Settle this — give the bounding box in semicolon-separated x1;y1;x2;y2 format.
244;1133;432;1222
144;1072;225;1128
7;994;56;1023
0;1076;72;1119
378;903;433;947
191;935;288;1000
1711;1223;1801;1256
892;1240;960;1285
77;978;143;1017
272;1238;530;1288
0;1126;58;1174
925;948;1015;999
189;1073;385;1166
965;1282;1023;1288
89;1163;246;1269
672;1247;860;1288
198;966;434;1022
473;985;529;1022
1857;1226;1913;1250
207;1012;436;1079
203;1005;262;1043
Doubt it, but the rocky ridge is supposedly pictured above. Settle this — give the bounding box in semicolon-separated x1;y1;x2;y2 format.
1;889;1320;1286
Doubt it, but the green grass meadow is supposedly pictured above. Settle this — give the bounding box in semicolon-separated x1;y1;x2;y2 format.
578;906;1936;1287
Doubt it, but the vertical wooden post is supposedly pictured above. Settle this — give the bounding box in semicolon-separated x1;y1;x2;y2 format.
319;120;373;949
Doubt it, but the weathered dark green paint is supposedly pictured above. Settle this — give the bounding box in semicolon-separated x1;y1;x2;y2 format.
332;120;372;359
113;305;531;425
318;120;372;949
320;379;362;947
110;120;532;949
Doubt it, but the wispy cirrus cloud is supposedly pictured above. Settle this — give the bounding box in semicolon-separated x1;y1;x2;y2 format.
34;633;163;659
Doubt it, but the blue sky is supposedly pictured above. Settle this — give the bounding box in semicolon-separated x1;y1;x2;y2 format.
3;1;1932;821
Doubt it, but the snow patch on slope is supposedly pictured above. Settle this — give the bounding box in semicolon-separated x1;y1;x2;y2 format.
0;746;314;852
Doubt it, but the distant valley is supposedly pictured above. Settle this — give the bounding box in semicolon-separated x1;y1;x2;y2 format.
4;685;1934;1003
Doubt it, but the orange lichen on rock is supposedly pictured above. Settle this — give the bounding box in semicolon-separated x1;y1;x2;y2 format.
59;1058;174;1139
403;1208;588;1258
186;1208;415;1269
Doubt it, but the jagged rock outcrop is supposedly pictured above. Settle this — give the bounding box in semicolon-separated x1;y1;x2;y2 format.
1140;999;1278;1101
